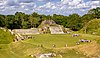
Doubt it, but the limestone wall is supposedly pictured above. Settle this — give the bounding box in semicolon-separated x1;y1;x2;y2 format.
49;25;64;34
12;28;40;35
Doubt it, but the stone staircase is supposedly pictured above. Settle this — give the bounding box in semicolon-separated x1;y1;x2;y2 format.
49;25;64;34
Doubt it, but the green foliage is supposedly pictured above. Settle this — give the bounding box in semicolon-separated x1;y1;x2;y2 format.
0;29;14;44
0;15;6;27
81;19;100;35
67;13;82;31
52;14;68;27
0;7;99;31
88;7;100;19
81;14;95;26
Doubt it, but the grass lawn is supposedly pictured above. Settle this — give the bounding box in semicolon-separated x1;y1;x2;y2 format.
0;41;89;58
23;34;99;48
0;32;100;58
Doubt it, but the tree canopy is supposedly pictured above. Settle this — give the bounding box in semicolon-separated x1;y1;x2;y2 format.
0;7;99;31
88;7;100;19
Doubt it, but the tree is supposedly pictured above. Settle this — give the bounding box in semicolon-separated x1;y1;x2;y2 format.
81;14;95;25
67;13;82;31
28;15;39;28
88;7;100;19
0;9;97;31
15;12;28;29
32;12;39;17
5;15;15;29
52;14;68;27
0;15;6;27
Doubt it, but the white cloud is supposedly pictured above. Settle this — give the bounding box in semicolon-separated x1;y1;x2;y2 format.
37;2;56;9
0;0;6;5
76;3;90;9
51;6;56;9
45;2;54;8
34;0;100;15
85;1;100;9
90;1;100;5
68;0;83;6
61;0;71;4
60;5;67;10
0;0;5;3
0;0;100;15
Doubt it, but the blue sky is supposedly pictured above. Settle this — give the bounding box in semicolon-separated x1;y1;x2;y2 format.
0;0;100;16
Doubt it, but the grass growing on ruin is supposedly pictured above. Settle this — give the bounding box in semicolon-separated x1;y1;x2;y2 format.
0;29;14;44
81;19;100;36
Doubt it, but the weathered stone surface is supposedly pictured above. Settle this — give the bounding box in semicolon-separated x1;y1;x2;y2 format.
12;28;40;35
49;25;64;34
